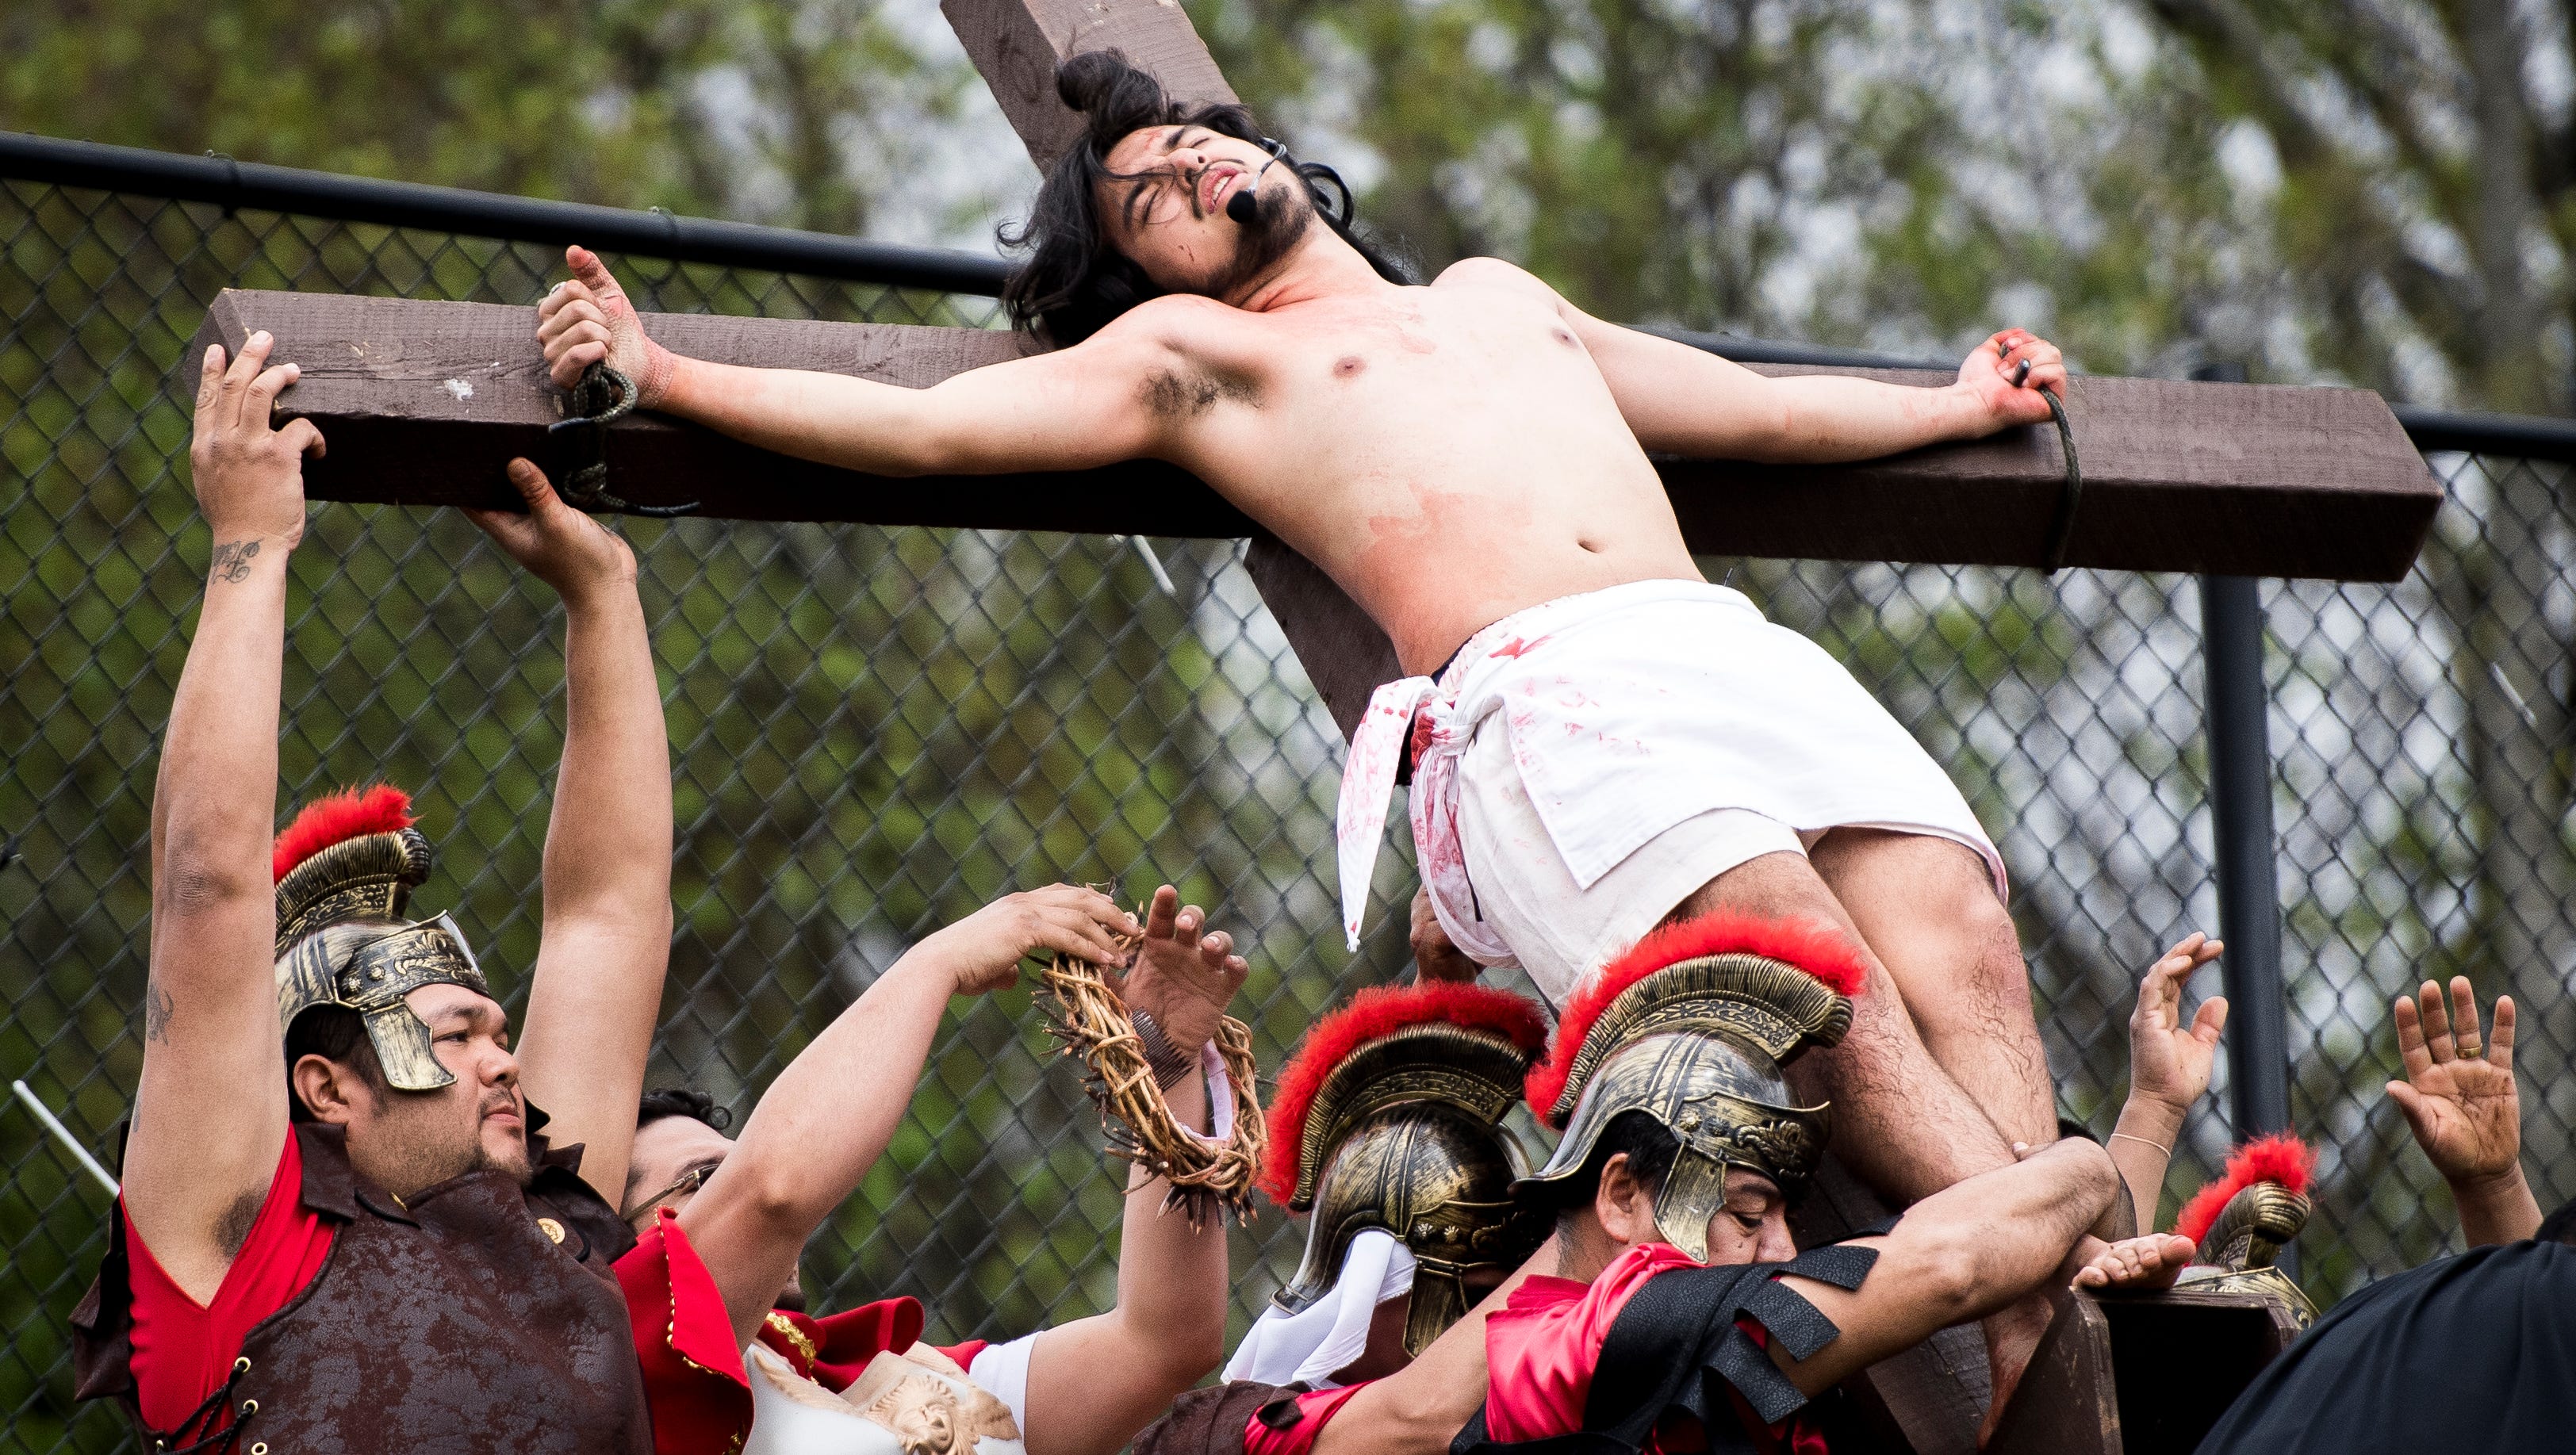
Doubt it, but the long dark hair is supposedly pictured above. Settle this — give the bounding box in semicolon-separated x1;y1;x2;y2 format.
999;50;1414;345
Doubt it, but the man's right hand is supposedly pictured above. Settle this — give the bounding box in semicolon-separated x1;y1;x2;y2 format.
190;332;321;550
913;885;1139;997
2387;977;2521;1185
538;245;677;405
1119;886;1250;1051
1409;886;1479;983
2126;932;2227;1116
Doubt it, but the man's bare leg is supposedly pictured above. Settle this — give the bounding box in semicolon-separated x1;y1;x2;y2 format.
1808;828;2055;1150
1662;852;2014;1201
1663;848;2051;1437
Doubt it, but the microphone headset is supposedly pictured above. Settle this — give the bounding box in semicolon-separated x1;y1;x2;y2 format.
1225;139;1288;224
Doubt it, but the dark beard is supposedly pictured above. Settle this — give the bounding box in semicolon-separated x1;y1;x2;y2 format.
1190;180;1313;303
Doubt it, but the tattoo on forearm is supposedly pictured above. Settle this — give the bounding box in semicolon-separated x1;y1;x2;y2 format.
209;539;261;583
143;982;174;1043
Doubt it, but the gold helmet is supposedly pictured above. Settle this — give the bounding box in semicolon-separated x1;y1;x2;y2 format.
2172;1135;2320;1327
1519;915;1865;1262
272;786;493;1092
1260;983;1553;1357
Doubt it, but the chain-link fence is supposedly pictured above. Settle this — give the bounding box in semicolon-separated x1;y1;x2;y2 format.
6;150;2574;1452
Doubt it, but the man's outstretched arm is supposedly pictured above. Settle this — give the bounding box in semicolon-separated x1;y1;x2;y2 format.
680;886;1138;1347
470;458;673;1205
1019;889;1252;1455
1308;1245;1555;1455
1437;257;2066;463
125;336;322;1303
1770;1137;2122;1394
537;247;1183;477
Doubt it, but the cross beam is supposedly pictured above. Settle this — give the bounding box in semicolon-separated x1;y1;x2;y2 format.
182;0;2442;740
192;284;2440;731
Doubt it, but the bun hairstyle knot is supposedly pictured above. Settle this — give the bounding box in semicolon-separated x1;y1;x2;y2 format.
1056;49;1127;113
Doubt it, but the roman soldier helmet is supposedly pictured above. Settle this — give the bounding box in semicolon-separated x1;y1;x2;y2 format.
2172;1134;2320;1327
272;785;493;1092
1259;982;1554;1357
1519;914;1865;1262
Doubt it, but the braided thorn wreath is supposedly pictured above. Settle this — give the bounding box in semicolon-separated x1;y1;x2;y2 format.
1039;941;1266;1227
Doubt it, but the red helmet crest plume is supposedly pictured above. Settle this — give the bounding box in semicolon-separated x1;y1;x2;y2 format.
1525;912;1868;1120
272;784;416;883
1258;981;1547;1208
2175;1133;2316;1247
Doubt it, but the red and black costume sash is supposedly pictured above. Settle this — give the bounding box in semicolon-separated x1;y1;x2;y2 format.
1450;1242;1877;1455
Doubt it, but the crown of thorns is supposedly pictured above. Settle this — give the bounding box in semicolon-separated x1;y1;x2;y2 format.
1039;934;1265;1227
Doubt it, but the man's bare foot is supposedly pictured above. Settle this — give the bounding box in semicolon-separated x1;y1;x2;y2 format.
1976;1292;2053;1446
2071;1233;2195;1293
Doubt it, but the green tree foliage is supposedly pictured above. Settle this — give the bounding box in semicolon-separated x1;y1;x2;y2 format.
1191;0;1965;333
0;0;969;235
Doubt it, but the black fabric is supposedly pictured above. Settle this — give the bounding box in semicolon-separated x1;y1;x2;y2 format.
2196;1239;2576;1455
1451;1242;1878;1455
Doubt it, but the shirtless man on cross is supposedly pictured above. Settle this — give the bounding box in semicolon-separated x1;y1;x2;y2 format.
538;48;2072;1390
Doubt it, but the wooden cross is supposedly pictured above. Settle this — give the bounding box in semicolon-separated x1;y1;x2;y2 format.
186;13;2359;1445
189;0;2440;740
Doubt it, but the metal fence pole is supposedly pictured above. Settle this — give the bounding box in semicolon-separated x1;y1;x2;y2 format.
2194;362;2295;1174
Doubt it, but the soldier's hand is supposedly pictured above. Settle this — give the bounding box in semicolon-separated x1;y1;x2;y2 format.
464;459;637;603
2126;932;2228;1116
916;884;1137;997
1116;886;1249;1051
190;333;321;553
2387;978;2523;1187
539;246;676;404
1410;886;1480;983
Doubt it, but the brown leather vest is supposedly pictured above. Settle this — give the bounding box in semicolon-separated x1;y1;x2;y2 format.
72;1120;652;1455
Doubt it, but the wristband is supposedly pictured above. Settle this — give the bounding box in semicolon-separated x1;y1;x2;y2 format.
1129;1009;1197;1090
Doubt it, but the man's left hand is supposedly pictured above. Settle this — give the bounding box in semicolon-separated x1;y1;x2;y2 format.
1117;885;1249;1051
1957;328;2067;427
2071;1233;2195;1293
466;458;639;603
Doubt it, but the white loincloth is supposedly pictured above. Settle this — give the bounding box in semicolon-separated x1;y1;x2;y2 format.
1336;578;2004;1005
1223;1229;1416;1389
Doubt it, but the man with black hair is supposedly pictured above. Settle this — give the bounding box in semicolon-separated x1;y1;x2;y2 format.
615;884;1250;1455
535;52;2078;1396
1214;919;2185;1455
2193;978;2576;1455
71;334;676;1453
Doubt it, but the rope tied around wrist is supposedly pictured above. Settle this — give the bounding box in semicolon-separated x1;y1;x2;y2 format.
1041;942;1265;1227
2026;365;2083;574
547;362;699;519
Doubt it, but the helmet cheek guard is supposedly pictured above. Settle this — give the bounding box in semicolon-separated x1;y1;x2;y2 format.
1273;1102;1549;1352
1516;1029;1830;1263
274;817;495;1094
1259;985;1554;1360
1521;926;1865;1264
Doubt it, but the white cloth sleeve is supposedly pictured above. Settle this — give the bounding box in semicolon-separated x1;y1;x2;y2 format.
1221;1228;1417;1389
966;1332;1039;1438
1181;1040;1233;1145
